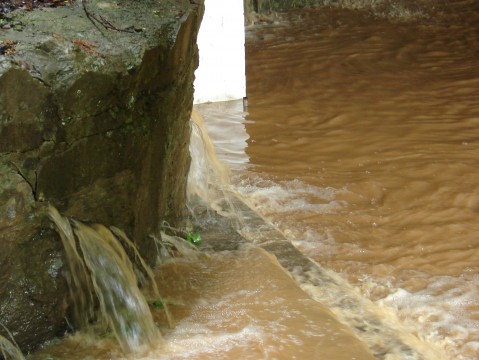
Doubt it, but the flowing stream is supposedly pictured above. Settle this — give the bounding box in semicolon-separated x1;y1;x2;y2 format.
197;2;479;359
25;1;479;359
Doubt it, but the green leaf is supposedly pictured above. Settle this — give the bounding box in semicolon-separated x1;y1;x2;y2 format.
186;231;202;245
152;300;164;308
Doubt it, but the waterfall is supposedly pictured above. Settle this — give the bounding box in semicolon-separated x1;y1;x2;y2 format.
41;109;230;354
48;206;161;353
187;110;236;217
0;336;24;360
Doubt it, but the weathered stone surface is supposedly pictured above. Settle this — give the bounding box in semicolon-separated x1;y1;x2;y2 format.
0;0;203;352
244;0;321;14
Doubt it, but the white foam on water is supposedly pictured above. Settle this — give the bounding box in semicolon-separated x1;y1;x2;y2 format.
194;1;479;356
157;325;264;359
377;275;479;360
228;153;478;352
237;175;479;359
191;110;445;359
193;109;433;358
233;176;347;215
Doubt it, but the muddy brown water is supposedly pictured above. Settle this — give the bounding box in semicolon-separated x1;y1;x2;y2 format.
28;1;479;359
197;2;479;359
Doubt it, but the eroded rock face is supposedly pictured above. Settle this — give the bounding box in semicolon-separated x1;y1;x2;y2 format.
0;0;203;352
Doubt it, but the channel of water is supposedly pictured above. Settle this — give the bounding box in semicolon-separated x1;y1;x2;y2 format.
25;2;479;359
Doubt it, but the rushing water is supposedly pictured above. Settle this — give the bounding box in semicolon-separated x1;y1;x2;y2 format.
25;2;479;359
197;2;479;359
47;206;161;353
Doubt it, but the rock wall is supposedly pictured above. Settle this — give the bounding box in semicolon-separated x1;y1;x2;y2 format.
0;0;204;352
244;0;321;14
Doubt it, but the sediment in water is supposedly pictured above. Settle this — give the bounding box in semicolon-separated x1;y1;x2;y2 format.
48;206;161;353
27;107;442;358
186;109;445;359
30;201;377;360
186;192;444;359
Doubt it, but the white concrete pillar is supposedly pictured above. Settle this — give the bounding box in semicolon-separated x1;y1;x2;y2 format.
194;0;246;104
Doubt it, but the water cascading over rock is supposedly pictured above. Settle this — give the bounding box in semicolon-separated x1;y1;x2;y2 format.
0;329;24;360
48;206;161;353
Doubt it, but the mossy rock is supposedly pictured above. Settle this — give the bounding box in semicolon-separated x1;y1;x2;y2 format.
0;0;204;352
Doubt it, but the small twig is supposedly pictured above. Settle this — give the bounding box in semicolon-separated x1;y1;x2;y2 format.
98;14;135;33
81;0;134;33
81;0;101;31
81;0;93;21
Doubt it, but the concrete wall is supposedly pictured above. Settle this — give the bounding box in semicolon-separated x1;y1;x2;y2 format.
194;0;246;104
